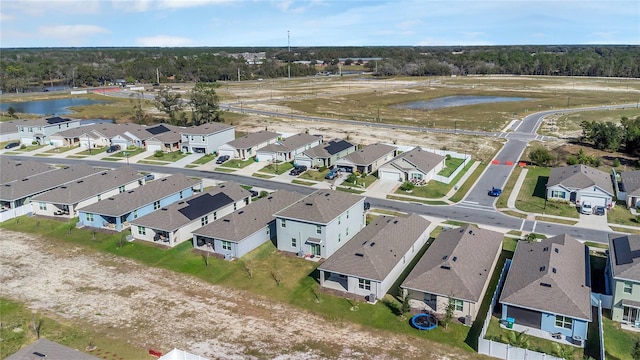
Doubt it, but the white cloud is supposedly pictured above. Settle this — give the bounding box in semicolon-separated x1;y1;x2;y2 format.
0;12;15;21
136;35;197;47
111;0;231;12
158;0;231;9
36;25;110;45
3;0;101;16
111;0;153;12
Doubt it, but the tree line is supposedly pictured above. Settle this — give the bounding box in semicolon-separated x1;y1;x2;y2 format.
1;45;639;93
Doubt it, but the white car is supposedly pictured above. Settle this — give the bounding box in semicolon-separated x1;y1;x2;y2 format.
580;202;593;215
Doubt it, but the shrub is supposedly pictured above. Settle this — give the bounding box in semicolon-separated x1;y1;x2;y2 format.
31;141;38;145
613;158;621;167
154;150;164;158
361;172;367;178
346;173;357;183
400;181;415;191
319;166;327;172
20;144;26;149
566;155;579;165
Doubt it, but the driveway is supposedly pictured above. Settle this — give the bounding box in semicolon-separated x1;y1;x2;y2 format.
576;212;611;231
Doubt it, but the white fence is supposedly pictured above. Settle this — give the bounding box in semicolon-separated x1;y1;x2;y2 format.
592;293;613;310
478;258;564;360
0;203;33;222
597;298;605;360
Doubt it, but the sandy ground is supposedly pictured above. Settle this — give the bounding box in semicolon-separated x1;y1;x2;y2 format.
0;229;482;360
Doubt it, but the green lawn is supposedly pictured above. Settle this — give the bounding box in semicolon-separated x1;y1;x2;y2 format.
515;167;579;218
608;206;639;227
603;314;638;360
299;169;330;181
501;210;528;218
259;161;294;175
496;166;523;208
438;157;465;177
76;147;107;155
252;173;275;179
534;216;578;225
291;179;316;186
44;146;75;153
14;144;46;152
189;154;216;165
386;195;449;205
215;167;237;173
450;161;484;203
145;151;189;163
220;158;255;169
394;160;476;199
336;186;365;194
111;147;146;158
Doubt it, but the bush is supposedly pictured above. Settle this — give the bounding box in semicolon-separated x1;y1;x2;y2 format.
20;144;26;149
31;141;38;145
614;158;621;167
154;150;164;158
400;181;415;191
361;172;367;178
566;155;579;165
346;173;357;183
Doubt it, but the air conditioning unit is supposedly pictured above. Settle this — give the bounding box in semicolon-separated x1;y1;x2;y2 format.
464;315;472;326
224;252;232;261
367;294;376;304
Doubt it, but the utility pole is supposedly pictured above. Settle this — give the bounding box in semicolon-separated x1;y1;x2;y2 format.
156;68;160;84
237;68;240;82
288;30;291;79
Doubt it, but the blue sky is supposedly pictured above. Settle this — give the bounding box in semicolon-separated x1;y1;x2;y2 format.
1;0;639;48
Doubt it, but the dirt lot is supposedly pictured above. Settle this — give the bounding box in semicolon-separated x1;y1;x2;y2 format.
0;229;483;360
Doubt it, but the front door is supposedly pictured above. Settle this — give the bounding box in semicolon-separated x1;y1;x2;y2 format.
310;244;321;257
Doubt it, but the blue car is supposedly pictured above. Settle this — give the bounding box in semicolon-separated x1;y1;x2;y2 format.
488;187;502;197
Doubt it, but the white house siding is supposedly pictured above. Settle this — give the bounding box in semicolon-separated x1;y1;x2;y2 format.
256;150;277;162
217;144;237;158
546;185;571;202
182;130;235;154
378;167;403;181
293;154;314;169
576;187;612;207
0;131;18;143
236;225;274;258
146;142;162;152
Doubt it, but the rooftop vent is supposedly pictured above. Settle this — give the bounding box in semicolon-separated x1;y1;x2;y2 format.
452;256;457;262
238;211;244;214
32;352;46;358
554;248;559;253
305;203;313;206
393;220;398;224
362;241;368;245
540;266;546;271
21;178;29;181
370;242;376;247
161;208;168;211
267;196;273;200
223;219;231;222
552;268;557;273
324;193;330;197
440;265;451;270
128;190;134;194
60;186;67;189
178;201;185;205
469;230;473;235
442;255;448;260
543;246;549;252
540;282;552;288
161;178;167;182
355;253;364;257
77;180;83;183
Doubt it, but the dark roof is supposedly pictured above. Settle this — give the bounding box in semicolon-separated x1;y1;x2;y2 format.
325;140;354;155
275;190;363;224
319;214;431;281
303;140;356;159
146;124;173;135
609;234;640;282
45;116;72;124
547;165;613;194
6;339;100;360
499;234;592;321
402;224;503;303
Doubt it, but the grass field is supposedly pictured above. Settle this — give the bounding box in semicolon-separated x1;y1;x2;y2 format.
145;151;189;162
438;157;465;177
220;158;255;169
259;161;293;174
515;167;579;218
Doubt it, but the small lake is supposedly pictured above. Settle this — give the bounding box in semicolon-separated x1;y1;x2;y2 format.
396;95;530;110
0;98;108;116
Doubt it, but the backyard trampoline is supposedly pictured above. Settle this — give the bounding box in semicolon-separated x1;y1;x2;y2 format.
410;313;438;330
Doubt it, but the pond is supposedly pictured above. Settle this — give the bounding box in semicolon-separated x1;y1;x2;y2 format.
0;97;109;116
396;95;530;110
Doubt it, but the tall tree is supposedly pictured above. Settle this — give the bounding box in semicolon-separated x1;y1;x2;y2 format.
154;87;183;124
189;82;222;125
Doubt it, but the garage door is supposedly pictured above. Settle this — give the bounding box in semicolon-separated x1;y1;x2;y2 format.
295;158;313;169
218;149;236;158
147;144;161;152
256;152;275;162
580;195;607;207
379;169;402;181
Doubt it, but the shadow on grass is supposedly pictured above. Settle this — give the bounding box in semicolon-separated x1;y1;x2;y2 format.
381;297;402;316
533;176;548;198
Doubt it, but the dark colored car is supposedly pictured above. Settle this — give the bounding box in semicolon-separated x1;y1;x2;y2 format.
488;187;502;197
364;201;371;211
325;170;338;180
106;145;121;153
4;142;19;149
249;190;259;197
594;206;605;216
289;165;308;176
215;155;230;164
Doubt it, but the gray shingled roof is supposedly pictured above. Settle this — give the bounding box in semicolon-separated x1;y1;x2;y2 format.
32;166;143;205
621;170;640;197
1;157;54;184
402;224;503;303
547;165;613;195
78;173;200;216
0;120;20;134
343;143;396;166
275;189;363;224
609;234;640;282
302;140;355;159
54;123;107;138
193;190;305;242
0;163;101;201
130;182;250;232
11;116;81;128
499;234;592;321
389;147;445;175
181;122;234;135
226;130;280;149
278;133;320;150
319;214;431;281
6;338;100;360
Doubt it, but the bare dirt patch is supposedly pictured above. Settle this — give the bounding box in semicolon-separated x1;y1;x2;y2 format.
0;229;481;359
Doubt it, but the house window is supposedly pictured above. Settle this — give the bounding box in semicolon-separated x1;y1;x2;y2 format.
234;203;237;210
338;233;341;242
555;315;572;330
424;293;437;302
245;198;249;205
551;190;566;199
201;136;205;141
291;238;297;247
138;226;146;235
338;216;341;225
97;194;101;201
624;282;633;294
281;219;286;228
358;279;371;291
346;210;349;219
119;185;125;193
154;200;160;210
213;212;217;220
201;216;208;226
451;299;464;312
179;191;184;199
133;210;138;219
86;213;94;222
39;202;46;210
316;225;322;234
346;227;349;236
222;241;232;251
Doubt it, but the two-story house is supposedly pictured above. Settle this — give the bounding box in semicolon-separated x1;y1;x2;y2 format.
18;116;82;145
78;173;201;232
275;190;365;259
180;123;235;154
608;234;640;326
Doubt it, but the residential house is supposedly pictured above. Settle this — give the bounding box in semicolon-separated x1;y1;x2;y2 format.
6;339;100;360
32;166;144;219
1;158;54;184
255;133;322;162
500;234;591;345
0;163;100;221
217;130;280;159
334;143;397;174
294;139;357;169
109;123;152;149
180;123;235;154
131;182;251;247
377;147;446;182
402;224;503;321
78;173;202;232
546;165;614;208
607;234;640;325
192;190;305;259
275;189;365;258
617;170;640;208
0;120;21;142
145;124;183;153
17;116;82;145
50;122;124;148
319;214;431;301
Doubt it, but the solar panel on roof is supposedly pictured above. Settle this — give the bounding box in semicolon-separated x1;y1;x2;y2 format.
324;140;353;155
613;236;634;265
178;192;234;221
45;116;70;124
146;124;171;135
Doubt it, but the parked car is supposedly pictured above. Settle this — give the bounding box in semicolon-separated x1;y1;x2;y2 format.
4;142;19;149
488;187;502;197
289;165;308;176
216;155;230;164
325;169;339;180
580;202;593;215
594;206;605;216
106;145;121;153
249;189;259;198
364;201;371;211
